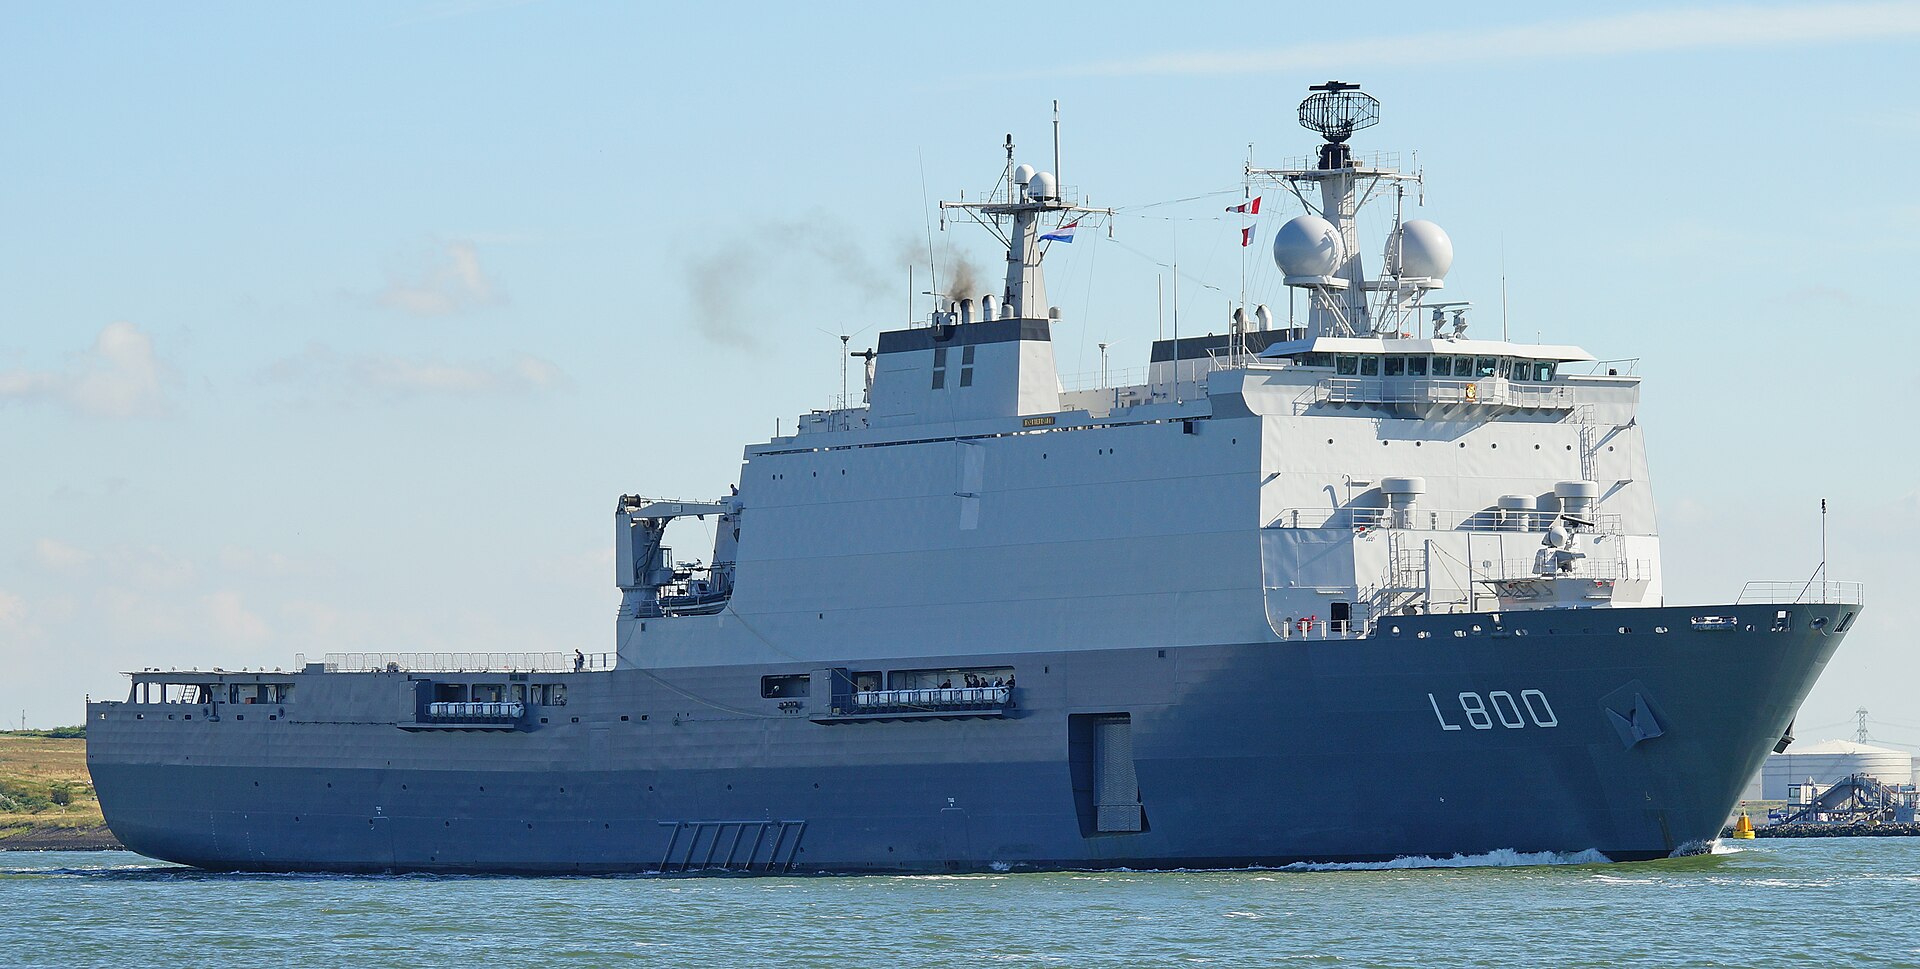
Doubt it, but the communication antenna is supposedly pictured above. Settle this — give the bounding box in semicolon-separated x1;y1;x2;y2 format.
1098;342;1110;389
1172;260;1182;404
1797;498;1831;603
919;148;937;323
1053;100;1062;190
1501;235;1510;342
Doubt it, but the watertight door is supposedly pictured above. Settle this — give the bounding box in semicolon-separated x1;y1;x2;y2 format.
1093;715;1142;833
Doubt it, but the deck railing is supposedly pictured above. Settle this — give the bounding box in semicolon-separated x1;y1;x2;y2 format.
298;651;616;673
1314;376;1576;410
1269;506;1622;535
1734;580;1865;605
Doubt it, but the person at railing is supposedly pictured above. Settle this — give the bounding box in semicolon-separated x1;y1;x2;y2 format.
573;649;586;673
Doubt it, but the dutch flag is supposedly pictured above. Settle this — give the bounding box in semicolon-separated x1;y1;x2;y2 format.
1039;220;1079;243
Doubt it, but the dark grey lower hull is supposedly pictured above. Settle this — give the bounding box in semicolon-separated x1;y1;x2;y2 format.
86;603;1852;874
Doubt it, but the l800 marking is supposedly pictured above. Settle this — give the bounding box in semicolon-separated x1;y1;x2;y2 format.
1428;690;1558;730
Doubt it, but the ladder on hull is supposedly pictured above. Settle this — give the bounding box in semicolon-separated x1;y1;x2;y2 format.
656;820;807;873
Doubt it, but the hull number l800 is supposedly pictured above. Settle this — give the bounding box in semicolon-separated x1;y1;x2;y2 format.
1428;690;1557;730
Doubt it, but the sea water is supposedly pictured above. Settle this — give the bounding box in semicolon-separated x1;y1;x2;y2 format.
3;839;1917;967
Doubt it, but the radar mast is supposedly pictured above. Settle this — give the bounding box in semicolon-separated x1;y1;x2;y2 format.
940;135;1111;321
1253;81;1441;340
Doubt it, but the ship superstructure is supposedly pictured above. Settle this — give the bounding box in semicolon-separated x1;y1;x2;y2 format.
86;83;1862;874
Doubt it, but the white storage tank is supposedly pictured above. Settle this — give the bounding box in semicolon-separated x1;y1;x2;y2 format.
1761;739;1913;799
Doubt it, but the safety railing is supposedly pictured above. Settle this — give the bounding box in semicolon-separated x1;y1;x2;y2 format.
1269;506;1622;535
852;687;1010;710
1735;581;1865;605
298;651;616;673
1313;377;1576;410
1487;557;1656;582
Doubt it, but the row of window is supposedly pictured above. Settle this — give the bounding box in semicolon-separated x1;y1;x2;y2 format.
761;666;1017;699
932;345;976;389
129;682;292;704
1290;352;1559;382
432;682;568;705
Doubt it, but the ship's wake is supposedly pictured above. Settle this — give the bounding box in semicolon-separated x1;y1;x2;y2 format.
1277;848;1613;871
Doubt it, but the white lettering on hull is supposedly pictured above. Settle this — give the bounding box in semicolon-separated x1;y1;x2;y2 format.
1429;690;1558;730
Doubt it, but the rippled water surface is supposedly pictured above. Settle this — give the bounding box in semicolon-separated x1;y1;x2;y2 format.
4;840;1918;967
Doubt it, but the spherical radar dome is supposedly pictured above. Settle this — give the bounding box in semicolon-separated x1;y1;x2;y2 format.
1273;215;1346;277
1027;171;1058;201
1385;219;1454;279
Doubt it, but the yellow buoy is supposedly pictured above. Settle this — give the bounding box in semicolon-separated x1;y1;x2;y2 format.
1732;813;1756;839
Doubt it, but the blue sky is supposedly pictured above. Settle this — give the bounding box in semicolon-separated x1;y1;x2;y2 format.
4;1;1918;749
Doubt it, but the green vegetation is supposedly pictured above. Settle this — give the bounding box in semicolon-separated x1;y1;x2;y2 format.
0;734;109;844
0;726;86;739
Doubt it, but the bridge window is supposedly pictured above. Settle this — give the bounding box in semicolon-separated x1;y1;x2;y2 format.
1406;356;1428;376
1475;357;1498;377
1335;355;1359;376
1359;356;1380;376
1383;356;1405;376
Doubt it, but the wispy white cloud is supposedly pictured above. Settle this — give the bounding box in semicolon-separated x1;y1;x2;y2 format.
266;344;569;398
0;322;165;418
1061;3;1920;77
203;590;270;644
377;241;506;317
31;538;92;572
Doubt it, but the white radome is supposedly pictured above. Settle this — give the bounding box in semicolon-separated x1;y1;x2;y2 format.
1013;163;1036;188
1272;215;1346;277
1385;219;1454;279
1027;171;1058;201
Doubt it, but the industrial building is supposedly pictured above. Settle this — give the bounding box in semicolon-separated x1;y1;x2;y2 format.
1758;740;1913;799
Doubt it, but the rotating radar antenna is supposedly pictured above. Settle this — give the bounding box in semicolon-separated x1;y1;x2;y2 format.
1299;81;1378;169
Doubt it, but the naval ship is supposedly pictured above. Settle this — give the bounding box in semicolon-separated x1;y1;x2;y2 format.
86;82;1862;874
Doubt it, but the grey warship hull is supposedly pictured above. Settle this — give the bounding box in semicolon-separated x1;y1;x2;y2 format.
83;82;1866;875
86;603;1850;874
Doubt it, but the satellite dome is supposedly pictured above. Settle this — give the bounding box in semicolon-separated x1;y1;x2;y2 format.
1272;215;1346;277
1027;171;1058;201
1013;163;1036;189
1385;219;1454;279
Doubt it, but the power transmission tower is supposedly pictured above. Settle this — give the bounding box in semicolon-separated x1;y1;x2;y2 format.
1855;706;1870;744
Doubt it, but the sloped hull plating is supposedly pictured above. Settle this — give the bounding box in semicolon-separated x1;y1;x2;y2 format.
86;603;1851;874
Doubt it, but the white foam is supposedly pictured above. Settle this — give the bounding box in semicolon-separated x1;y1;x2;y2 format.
1278;847;1612;871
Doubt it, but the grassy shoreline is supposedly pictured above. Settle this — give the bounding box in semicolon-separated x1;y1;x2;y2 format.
0;731;123;851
